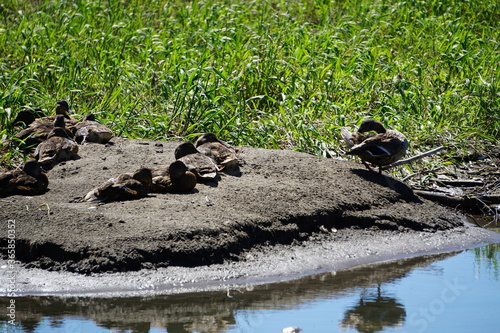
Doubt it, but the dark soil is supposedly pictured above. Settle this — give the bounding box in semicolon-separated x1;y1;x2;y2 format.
0;138;485;274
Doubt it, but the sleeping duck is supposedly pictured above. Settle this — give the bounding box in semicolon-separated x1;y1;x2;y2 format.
73;113;114;144
194;133;239;171
0;160;48;196
83;168;152;202
174;142;220;180
13;108;44;126
34;126;79;169
341;119;409;173
150;160;197;193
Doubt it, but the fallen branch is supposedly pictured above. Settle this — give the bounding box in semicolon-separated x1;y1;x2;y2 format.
414;189;500;212
401;167;441;182
435;179;485;187
381;146;448;171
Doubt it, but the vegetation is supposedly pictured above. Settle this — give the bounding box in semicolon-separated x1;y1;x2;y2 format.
1;0;498;170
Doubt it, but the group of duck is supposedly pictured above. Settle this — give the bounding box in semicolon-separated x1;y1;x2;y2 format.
0;101;242;202
81;132;239;202
1;100;409;200
1;100;114;197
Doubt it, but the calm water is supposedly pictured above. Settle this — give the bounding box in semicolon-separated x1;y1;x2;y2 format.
1;243;499;333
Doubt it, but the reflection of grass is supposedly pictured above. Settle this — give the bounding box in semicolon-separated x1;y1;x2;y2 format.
471;243;500;280
1;0;499;168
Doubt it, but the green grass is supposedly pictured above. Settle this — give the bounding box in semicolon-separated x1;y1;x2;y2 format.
1;0;499;170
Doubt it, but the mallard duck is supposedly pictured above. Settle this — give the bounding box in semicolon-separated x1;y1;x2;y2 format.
341;119;409;173
34;126;79;169
194;133;239;171
150;160;197;193
174;142;219;180
14;102;76;146
0;160;48;196
83;168;152;202
13;108;44;126
73;113;114;144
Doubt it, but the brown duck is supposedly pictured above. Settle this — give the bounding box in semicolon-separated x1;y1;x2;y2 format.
49;100;76;122
174;142;219;180
34;126;79;169
73;113;114;144
84;168;152;202
13;108;44;126
150;160;197;193
341;119;409;173
194;133;239;171
14;101;76;146
0;160;48;196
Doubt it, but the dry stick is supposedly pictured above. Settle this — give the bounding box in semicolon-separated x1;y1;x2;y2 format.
401;167;441;182
381;146;448;171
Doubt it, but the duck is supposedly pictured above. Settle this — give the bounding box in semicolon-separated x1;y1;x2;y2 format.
52;100;79;131
194;133;239;171
341;118;409;173
73;113;114;144
14;102;76;147
12;108;44;126
14;113;66;147
49;100;75;121
150;160;197;193
34;126;79;169
83;168;152;202
0;160;48;196
174;142;220;180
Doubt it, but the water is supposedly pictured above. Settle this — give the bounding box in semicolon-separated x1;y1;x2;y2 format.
2;243;499;333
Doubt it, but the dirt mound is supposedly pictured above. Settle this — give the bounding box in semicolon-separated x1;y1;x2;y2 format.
0;138;465;274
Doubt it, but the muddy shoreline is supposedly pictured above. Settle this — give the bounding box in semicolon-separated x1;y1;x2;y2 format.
1;221;499;297
1;137;499;296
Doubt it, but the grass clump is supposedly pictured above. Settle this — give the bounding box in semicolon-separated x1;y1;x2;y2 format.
1;0;498;169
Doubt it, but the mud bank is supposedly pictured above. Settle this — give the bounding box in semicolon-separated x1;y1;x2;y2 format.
1;137;499;295
1;222;499;297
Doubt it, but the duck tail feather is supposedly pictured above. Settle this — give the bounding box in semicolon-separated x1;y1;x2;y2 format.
340;128;354;148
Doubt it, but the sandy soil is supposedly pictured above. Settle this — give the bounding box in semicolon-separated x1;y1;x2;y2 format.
1;137;499;296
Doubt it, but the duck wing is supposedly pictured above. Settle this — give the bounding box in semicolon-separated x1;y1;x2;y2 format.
178;153;219;180
35;137;79;167
74;121;113;144
197;142;238;169
347;131;408;167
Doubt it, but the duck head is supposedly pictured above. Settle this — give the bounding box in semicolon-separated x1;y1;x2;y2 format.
357;119;387;134
55;100;71;119
23;160;45;177
47;126;70;139
168;160;188;179
174;142;199;159
195;132;219;147
83;113;96;121
14;109;41;126
132;168;153;187
53;114;66;128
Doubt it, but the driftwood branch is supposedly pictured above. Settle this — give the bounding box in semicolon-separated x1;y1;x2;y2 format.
381;146;448;171
401;167;441;182
414;190;500;213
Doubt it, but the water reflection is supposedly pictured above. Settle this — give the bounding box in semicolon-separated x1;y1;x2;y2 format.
340;285;405;333
472;243;500;280
3;252;458;333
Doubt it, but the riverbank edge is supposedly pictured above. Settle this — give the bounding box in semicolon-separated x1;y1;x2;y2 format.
1;220;499;298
